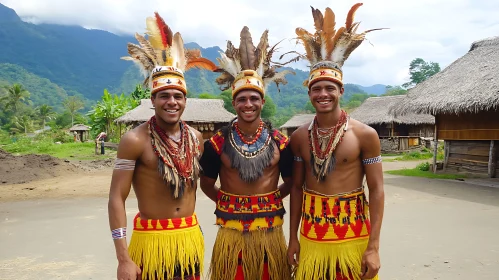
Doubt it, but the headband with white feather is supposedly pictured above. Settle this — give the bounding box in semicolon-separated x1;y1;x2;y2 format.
121;12;218;95
287;3;385;88
215;26;295;98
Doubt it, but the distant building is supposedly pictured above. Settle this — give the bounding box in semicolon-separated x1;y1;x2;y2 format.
391;36;499;177
115;98;235;139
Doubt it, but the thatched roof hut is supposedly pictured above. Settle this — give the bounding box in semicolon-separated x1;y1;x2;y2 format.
69;124;90;131
350;95;435;126
69;124;90;142
389;36;499;177
279;114;314;136
115;98;235;139
390;36;499;116
116;98;235;124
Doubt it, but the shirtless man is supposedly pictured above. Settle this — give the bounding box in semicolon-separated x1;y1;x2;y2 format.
108;12;217;280
287;5;385;280
199;26;295;280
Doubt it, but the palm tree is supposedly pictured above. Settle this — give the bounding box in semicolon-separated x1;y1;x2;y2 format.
10;115;34;134
63;96;84;127
1;84;30;112
37;104;55;129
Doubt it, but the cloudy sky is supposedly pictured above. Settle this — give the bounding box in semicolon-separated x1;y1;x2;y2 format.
1;0;498;87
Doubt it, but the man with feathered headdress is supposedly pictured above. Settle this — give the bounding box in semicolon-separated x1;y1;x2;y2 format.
286;4;385;280
199;26;295;280
107;12;217;280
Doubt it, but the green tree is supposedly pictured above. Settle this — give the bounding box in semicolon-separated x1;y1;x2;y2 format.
0;83;31;112
130;84;150;105
87;89;134;139
63;95;85;127
37;104;56;128
261;95;277;121
10;115;34;134
198;93;219;99
402;58;441;88
381;85;407;96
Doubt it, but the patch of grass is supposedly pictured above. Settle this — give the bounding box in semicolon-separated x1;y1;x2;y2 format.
381;153;400;157
386;168;467;180
2;137;115;160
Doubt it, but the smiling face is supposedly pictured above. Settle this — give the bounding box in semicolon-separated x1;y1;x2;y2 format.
232;90;265;124
308;80;344;114
151;89;186;125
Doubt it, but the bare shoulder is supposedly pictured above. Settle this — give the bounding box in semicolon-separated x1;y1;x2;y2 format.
289;122;311;154
187;125;204;152
117;123;148;160
349;118;380;152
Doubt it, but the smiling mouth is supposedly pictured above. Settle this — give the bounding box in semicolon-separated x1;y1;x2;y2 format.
166;109;179;113
317;100;332;105
242;110;255;114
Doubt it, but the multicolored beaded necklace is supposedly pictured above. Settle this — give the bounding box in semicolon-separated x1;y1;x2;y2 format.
309;110;349;181
148;116;200;198
224;119;275;182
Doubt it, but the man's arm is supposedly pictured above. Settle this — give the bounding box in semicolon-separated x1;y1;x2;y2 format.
199;140;220;202
287;129;306;265
278;144;294;198
108;131;143;267
359;125;384;279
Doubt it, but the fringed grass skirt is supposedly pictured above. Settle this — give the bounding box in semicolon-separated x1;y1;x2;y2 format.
208;189;291;280
293;190;378;280
128;213;204;280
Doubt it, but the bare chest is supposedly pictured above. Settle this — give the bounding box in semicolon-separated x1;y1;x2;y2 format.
301;129;361;167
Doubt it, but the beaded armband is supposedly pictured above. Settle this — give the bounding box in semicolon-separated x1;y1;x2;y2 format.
111;227;127;240
362;155;382;165
294;156;303;162
114;158;136;170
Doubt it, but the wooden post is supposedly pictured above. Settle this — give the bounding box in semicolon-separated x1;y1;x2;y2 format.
391;122;395;137
443;141;450;171
488;140;497;178
432;115;438;173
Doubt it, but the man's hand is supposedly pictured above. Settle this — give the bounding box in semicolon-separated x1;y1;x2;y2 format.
287;237;300;266
117;259;141;280
360;248;380;279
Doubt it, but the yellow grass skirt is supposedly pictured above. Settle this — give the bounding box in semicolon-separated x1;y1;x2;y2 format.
293;190;378;280
128;213;204;280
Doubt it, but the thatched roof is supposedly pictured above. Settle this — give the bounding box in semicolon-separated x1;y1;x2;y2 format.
280;114;315;129
115;98;235;124
391;36;499;116
69;124;90;131
350;95;435;125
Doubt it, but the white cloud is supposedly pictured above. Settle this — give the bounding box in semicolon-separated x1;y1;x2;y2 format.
1;0;498;87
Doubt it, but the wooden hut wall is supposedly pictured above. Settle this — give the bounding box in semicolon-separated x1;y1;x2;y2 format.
437;111;499;140
444;140;498;177
407;124;435;137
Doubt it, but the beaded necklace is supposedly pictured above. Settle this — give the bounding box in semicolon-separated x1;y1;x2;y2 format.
308;110;349;181
223;119;275;182
149;116;200;198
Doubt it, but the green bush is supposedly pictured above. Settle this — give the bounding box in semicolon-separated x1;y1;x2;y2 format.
0;130;10;145
417;162;430;171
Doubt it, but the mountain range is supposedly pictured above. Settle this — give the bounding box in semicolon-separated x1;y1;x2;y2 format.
0;3;387;110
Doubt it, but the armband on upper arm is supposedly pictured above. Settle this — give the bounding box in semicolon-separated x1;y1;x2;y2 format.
114;158;136;170
294;156;303;162
362;155;382;165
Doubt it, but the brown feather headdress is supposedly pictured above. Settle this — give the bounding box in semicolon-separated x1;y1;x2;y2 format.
215;26;295;98
289;3;386;87
121;12;218;95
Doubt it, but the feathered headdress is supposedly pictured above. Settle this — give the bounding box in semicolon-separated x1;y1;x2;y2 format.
215;26;295;98
288;3;385;88
121;12;218;95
